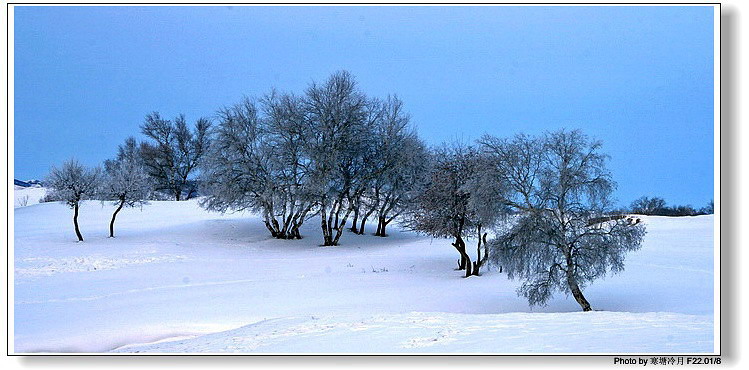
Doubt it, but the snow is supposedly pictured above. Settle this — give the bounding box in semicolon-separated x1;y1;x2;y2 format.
112;312;712;354
13;186;47;207
12;199;715;354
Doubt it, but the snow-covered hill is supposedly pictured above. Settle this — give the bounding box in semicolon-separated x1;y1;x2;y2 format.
12;200;715;354
14;179;43;187
13;185;47;208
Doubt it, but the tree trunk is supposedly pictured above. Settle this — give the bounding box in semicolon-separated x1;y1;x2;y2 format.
350;207;359;233
476;226;484;275
379;220;387;237
565;252;592;311
452;236;472;277
320;206;334;246
175;189;181;201
264;221;278;238
73;202;83;242
321;219;331;245
331;207;353;245
472;231;482;276
271;218;281;236
471;231;490;276
109;197;126;238
359;202;377;235
263;212;280;238
375;216;387;236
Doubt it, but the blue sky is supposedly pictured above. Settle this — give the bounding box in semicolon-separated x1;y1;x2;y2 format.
13;5;715;207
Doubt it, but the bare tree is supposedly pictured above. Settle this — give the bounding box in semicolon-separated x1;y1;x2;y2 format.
303;71;369;246
406;142;484;277
200;98;280;236
363;96;430;237
45;159;101;241
18;195;29;207
200;94;316;239
347;97;385;234
260;91;317;239
344;95;429;237
372;135;430;237
101;137;152;237
462;149;513;275
486;130;646;311
140;112;211;200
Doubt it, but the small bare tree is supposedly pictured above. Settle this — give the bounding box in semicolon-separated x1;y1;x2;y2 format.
101;137;152;237
18;195;30;207
45;159;101;242
485;130;646;311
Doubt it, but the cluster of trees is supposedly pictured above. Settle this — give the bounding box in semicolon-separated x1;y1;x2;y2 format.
200;71;429;246
45;71;657;311
407;131;646;311
45;72;428;247
45;114;211;241
629;196;714;216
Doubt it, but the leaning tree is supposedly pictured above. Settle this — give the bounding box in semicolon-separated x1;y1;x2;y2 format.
101;137;152;238
484;130;646;311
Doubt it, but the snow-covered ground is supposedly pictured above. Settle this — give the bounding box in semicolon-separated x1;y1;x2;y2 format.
12;199;715;354
13;185;47;208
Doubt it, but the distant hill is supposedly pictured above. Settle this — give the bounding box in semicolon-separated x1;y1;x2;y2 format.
14;179;43;188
